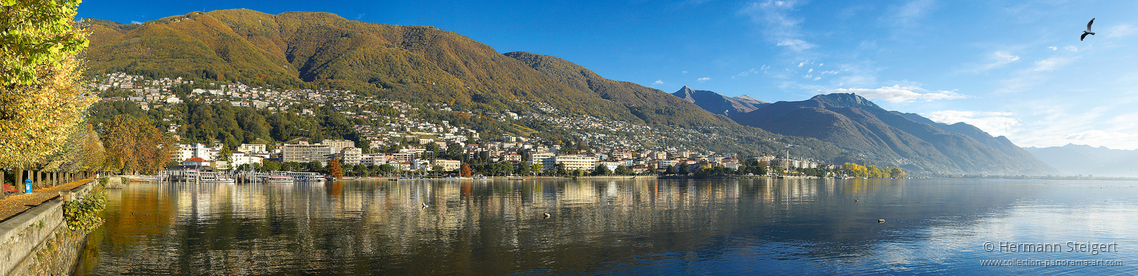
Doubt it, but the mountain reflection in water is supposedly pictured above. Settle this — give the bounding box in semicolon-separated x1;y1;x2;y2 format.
76;178;1138;275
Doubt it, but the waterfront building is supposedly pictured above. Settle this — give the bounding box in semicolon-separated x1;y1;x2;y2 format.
556;155;598;172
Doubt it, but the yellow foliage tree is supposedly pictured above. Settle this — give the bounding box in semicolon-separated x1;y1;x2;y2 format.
102;115;176;174
0;0;94;169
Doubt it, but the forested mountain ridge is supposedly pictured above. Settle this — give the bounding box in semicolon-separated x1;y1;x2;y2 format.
730;93;1056;175
83;9;1053;175
502;52;732;127
86;9;645;124
83;9;852;162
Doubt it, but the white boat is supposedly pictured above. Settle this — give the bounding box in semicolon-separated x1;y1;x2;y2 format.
288;172;326;183
199;172;235;184
259;172;294;184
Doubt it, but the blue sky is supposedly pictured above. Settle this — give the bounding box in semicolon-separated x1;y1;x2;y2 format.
79;1;1138;149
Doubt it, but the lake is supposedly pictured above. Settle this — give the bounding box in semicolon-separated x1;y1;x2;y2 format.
75;178;1137;275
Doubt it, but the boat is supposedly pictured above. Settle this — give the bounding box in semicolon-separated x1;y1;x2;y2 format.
288;172;326;183
259;171;294;184
199;172;235;184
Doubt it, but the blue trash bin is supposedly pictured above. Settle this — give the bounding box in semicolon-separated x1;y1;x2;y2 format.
24;179;32;193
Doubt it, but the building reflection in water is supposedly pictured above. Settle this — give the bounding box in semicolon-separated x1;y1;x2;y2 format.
77;178;1040;275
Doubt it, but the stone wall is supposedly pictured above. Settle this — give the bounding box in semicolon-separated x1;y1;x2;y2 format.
0;200;64;276
0;180;97;276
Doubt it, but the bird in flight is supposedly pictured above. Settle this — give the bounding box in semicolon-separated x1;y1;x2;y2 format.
1082;18;1096;41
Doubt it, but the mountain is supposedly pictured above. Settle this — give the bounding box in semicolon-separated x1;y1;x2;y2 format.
1024;144;1138;177
896;113;1054;174
503;52;730;127
671;86;768;116
84;9;851;157
83;9;1051;175
85;9;671;125
732;93;1056;175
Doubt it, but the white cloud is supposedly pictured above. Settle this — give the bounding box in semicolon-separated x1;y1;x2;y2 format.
682;71;688;74
797;62;805;67
808;68;813;73
1031;57;1072;72
1048;46;1057;51
1107;24;1137;38
697;77;711;82
828;85;967;103
131;21;143;25
980;51;1020;71
814;77;821;81
740;0;815;52
996;56;1078;93
777;39;816;51
924;110;1018;137
733;68;760;79
760;64;770;73
891;0;936;28
1064;45;1080;52
653;80;664;85
803;74;812;78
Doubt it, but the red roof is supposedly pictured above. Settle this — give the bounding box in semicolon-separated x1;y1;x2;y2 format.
185;157;207;162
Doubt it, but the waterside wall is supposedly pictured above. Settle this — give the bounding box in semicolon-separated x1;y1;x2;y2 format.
0;179;96;276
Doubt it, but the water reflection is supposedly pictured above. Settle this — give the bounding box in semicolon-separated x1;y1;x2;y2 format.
76;178;1138;275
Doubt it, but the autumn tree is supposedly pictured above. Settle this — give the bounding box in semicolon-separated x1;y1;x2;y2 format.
102;115;177;174
328;157;343;178
39;123;103;173
460;163;472;177
0;0;94;169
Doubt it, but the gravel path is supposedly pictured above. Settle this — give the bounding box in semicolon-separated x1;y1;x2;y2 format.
0;178;95;223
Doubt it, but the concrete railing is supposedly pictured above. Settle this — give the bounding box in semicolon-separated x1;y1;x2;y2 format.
0;179;95;276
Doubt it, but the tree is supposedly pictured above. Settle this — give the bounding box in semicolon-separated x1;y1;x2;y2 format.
460;163;472;177
431;165;444;176
102;115;176;174
0;0;94;169
890;167;906;178
353;164;367;177
615;165;633;175
531;164;543;176
379;164;395;176
307;161;323;173
446;143;464;160
677;162;690;175
592;164;610;176
0;0;88;86
328;157;343;178
556;164;567;176
517;161;531;176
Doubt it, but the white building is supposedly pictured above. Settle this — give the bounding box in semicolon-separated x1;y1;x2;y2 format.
178;143;214;162
238;143;267;154
341;147;362;165
434;159;461;172
319;139;354;153
529;152;556;171
282;144;334;164
556;155;598;172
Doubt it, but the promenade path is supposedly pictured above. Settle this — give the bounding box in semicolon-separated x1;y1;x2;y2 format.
0;178;94;223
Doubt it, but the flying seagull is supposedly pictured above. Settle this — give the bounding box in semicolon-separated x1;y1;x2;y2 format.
1082;18;1095;41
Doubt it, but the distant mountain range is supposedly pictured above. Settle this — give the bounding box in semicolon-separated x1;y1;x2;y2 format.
1025;144;1138;177
671;86;768;116
84;8;1056;175
680;88;1055;175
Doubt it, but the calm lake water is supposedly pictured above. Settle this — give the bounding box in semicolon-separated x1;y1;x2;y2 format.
75;178;1137;275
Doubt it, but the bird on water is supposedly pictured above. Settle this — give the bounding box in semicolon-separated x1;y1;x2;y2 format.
1082;18;1095;41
